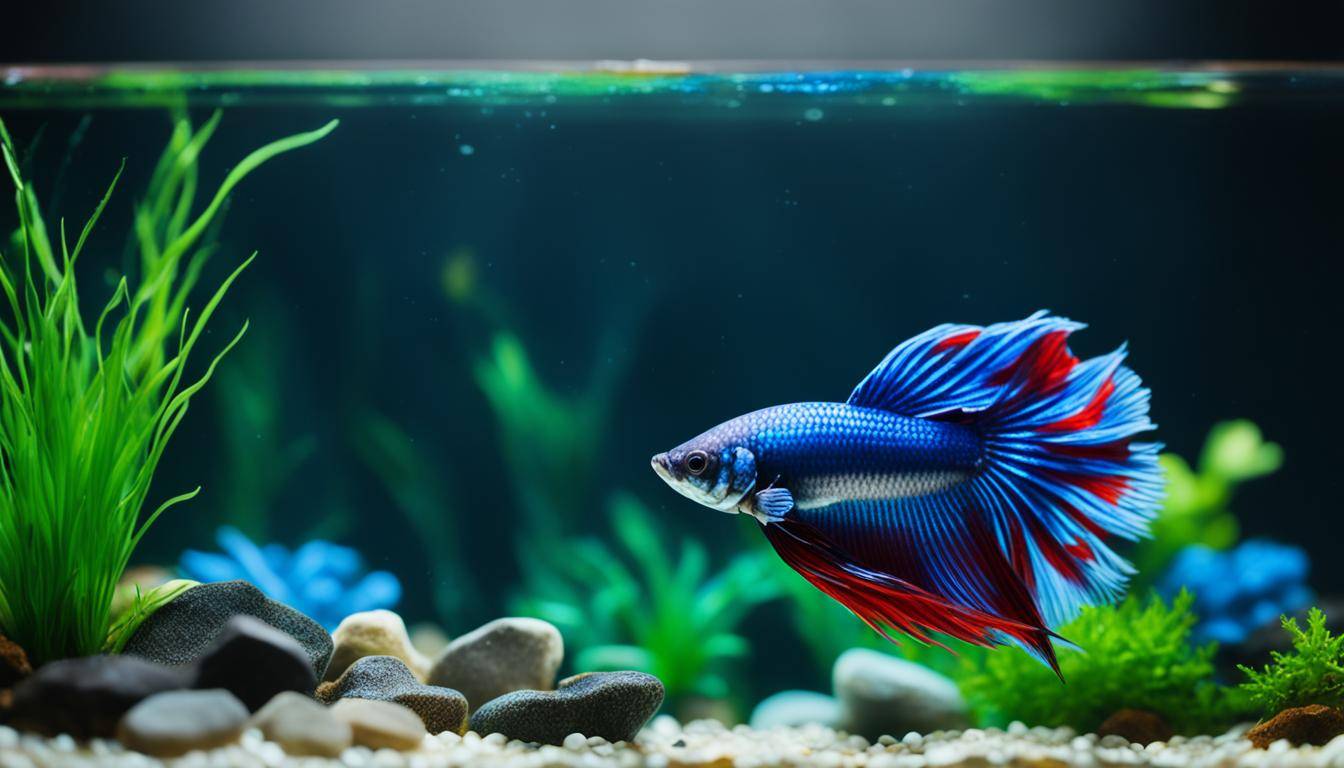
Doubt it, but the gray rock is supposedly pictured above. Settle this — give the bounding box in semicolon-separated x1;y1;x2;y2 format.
749;690;842;730
330;698;426;750
8;655;192;738
196;615;318;710
122;580;333;679
428;617;563;710
318;655;467;735
327;610;429;682
251;691;351;757
832;648;968;738
115;689;248;757
469;671;663;745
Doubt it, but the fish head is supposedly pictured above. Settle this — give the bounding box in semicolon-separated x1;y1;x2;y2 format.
651;433;757;513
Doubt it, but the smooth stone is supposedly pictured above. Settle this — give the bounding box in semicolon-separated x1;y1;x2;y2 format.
749;690;842;729
0;632;31;688
469;670;664;745
9;655;191;738
428;617;563;711
833;648;969;738
115;689;248;757
327;610;430;682
251;691;352;757
318;655;466;734
1096;708;1174;745
195;615;318;711
330;698;426;750
122;580;333;679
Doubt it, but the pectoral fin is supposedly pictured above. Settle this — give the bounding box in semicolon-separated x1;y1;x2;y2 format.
747;487;795;522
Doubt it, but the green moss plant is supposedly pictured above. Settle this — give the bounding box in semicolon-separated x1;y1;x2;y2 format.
1239;608;1344;716
0;114;335;664
515;493;780;716
957;592;1241;734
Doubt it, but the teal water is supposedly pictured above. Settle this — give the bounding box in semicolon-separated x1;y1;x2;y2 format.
1;64;1340;718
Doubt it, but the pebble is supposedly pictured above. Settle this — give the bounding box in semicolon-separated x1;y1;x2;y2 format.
749;690;842;730
833;648;969;738
330;698;427;751
194;614;319;710
328;610;431;682
427;617;563;710
468;670;664;746
114;689;248;757
122;579;334;679
7;654;192;738
318;654;468;735
250;691;352;757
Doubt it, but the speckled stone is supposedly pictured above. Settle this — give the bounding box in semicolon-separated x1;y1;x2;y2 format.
195;615;318;710
1247;704;1344;748
327;610;430;682
8;655;192;738
330;698;426;750
318;655;467;735
427;617;563;710
122;580;333;679
0;631;31;688
250;691;351;757
468;670;664;745
115;689;248;757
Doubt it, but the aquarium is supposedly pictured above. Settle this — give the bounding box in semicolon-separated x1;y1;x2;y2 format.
0;62;1342;766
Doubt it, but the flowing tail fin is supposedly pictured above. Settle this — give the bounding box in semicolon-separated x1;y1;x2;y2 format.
769;312;1161;671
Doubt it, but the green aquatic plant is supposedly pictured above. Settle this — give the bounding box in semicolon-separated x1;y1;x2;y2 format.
957;592;1241;734
0;114;335;663
1239;608;1344;716
1132;420;1282;583
213;296;314;540
515;493;781;715
351;413;474;627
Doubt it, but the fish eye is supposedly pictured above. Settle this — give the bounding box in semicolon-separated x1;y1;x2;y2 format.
684;450;709;475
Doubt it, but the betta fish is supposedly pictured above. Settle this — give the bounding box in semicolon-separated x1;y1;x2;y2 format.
651;312;1161;674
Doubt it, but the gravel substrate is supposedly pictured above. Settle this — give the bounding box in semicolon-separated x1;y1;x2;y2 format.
0;716;1332;768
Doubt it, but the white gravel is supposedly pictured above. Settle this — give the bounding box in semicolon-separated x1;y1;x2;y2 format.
0;716;1334;768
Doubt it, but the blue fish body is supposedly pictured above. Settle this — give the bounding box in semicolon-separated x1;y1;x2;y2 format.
652;312;1162;675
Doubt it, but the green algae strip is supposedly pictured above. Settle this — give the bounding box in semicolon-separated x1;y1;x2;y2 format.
0;64;1333;110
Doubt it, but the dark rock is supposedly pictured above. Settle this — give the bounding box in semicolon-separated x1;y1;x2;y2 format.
9;655;191;738
317;655;467;735
195;615;318;711
0;632;31;688
251;691;352;757
330;698;426;750
116;689;248;757
122;580;332;679
469;671;664;745
1247;704;1344;748
1096;708;1174;745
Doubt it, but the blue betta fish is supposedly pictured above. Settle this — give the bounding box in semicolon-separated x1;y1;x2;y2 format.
651;312;1161;674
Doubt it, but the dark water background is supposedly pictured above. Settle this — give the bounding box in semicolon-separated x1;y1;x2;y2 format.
2;67;1341;700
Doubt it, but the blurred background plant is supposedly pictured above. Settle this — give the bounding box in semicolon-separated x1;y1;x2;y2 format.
210;295;315;541
1131;420;1283;586
179;526;400;630
514;492;781;721
351;413;476;629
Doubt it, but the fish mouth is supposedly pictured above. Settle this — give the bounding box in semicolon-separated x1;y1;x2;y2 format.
651;452;674;483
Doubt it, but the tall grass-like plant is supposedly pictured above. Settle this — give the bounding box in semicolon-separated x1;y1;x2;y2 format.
0;115;336;664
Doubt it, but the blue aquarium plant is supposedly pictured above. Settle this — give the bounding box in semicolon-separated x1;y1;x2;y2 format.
1159;540;1314;645
180;526;401;630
